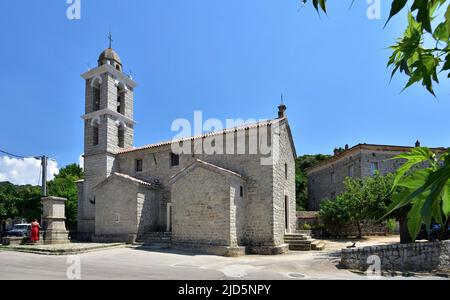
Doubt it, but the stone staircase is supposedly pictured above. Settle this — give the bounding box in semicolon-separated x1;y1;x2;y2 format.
285;232;325;251
136;232;172;249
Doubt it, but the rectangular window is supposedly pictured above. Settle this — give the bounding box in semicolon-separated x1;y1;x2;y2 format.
118;128;125;148
348;164;354;178
240;186;244;198
93;126;99;146
331;171;336;184
170;153;180;167
117;89;124;114
93;87;100;111
285;163;288;180
370;162;379;175
135;159;143;173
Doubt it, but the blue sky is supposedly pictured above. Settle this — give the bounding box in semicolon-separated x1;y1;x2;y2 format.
0;0;449;184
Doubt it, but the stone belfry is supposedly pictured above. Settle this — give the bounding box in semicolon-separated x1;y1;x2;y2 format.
77;37;137;238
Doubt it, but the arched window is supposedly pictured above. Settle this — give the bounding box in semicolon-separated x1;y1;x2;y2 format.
118;125;125;148
93;125;99;146
91;76;102;112
117;88;124;114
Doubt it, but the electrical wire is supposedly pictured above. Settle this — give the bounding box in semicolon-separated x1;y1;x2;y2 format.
0;148;26;159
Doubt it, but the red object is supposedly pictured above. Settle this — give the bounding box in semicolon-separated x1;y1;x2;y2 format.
30;223;39;242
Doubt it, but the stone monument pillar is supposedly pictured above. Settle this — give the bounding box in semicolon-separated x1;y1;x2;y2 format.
42;196;70;244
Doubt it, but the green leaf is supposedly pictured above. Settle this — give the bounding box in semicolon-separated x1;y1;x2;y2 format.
446;4;450;34
443;181;450;218
319;0;327;14
433;22;449;41
411;0;432;33
407;198;425;240
391;148;435;191
385;0;408;28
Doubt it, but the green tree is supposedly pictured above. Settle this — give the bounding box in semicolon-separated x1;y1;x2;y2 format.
47;164;84;230
0;182;41;235
319;173;395;238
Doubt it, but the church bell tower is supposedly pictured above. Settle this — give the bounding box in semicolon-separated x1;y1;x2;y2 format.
77;37;137;238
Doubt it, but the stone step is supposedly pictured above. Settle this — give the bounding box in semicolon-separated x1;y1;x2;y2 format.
285;239;316;245
284;236;309;241
140;243;171;249
284;234;309;239
289;244;312;251
312;242;325;251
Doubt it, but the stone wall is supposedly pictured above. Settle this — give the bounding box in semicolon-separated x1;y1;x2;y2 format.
93;175;160;241
308;152;363;210
324;220;388;237
296;211;320;229
340;241;450;272
171;166;234;246
272;122;296;245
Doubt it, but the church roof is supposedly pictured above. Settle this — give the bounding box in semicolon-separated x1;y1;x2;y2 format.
169;159;244;184
93;172;161;191
118;117;289;155
98;48;122;65
113;172;160;187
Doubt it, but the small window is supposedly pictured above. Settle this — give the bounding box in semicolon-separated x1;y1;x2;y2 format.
117;89;124;114
285;163;288;180
331;171;336;184
370;162;379;175
135;159;143;173
93;126;99;146
118;127;125;148
93;87;101;111
348;164;354;178
240;186;244;198
170;153;180;167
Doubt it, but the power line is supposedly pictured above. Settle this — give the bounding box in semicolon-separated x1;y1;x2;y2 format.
0;148;27;159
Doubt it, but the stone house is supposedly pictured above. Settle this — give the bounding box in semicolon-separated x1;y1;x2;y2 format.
76;47;297;256
307;143;447;210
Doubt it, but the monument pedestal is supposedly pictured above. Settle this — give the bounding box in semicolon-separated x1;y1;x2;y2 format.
42;197;70;245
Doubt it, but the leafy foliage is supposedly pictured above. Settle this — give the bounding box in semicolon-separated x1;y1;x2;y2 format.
383;148;450;240
0;164;83;234
308;0;450;96
319;173;395;237
295;154;331;210
47;164;84;230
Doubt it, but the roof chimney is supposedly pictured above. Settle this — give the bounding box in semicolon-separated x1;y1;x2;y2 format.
345;144;349;150
415;140;421;148
278;94;287;118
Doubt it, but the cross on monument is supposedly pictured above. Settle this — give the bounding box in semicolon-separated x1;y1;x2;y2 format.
108;32;113;48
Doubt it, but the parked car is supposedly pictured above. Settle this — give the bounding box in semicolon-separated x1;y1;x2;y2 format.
416;223;450;241
6;224;31;237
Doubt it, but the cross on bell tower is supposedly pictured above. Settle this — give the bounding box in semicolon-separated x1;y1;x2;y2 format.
108;32;113;49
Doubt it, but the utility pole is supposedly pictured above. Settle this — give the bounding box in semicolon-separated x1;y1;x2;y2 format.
41;156;48;197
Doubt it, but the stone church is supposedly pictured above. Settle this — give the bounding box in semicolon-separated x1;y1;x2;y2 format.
76;46;297;256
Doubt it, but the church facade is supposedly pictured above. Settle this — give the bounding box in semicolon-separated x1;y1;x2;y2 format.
76;47;297;256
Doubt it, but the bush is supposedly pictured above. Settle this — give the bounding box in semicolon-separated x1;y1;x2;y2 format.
302;223;312;230
386;219;397;234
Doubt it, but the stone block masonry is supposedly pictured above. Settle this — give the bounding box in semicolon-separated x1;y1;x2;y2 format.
340;241;450;273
